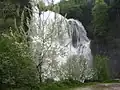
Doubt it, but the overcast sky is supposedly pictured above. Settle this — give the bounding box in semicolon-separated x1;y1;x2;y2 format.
43;0;61;5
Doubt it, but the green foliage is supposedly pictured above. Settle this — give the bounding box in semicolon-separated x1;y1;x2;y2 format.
93;55;110;81
0;1;39;89
0;0;31;34
39;80;79;90
1;0;30;6
39;79;98;90
59;0;84;20
0;1;16;33
39;83;63;90
0;28;38;89
92;0;109;41
59;0;92;35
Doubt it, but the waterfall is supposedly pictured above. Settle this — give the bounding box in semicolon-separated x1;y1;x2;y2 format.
30;0;93;82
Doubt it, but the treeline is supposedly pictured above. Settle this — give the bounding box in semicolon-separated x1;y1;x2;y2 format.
58;0;120;43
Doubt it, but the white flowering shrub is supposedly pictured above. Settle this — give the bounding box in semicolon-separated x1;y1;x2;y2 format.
62;55;94;83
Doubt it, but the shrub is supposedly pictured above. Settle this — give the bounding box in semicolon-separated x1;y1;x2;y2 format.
0;29;39;89
93;55;110;81
62;55;94;83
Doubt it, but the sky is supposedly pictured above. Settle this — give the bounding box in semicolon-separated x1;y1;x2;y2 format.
43;0;61;5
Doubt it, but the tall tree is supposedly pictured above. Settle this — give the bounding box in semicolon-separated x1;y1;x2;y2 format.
92;0;109;42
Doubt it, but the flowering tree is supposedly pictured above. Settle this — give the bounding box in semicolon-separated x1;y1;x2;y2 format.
29;0;68;82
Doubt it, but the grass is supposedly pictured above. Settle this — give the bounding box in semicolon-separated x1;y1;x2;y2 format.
5;79;120;90
39;80;120;90
38;80;99;90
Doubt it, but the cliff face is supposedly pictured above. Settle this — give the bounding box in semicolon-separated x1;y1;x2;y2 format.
91;14;120;78
91;41;120;78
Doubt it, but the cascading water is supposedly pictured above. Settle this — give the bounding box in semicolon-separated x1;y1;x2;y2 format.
30;0;93;82
68;19;92;66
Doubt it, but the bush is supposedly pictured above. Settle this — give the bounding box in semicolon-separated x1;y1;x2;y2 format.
0;30;39;89
62;55;94;83
93;55;110;81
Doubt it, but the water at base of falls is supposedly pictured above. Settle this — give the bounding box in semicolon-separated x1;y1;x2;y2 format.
30;1;93;82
